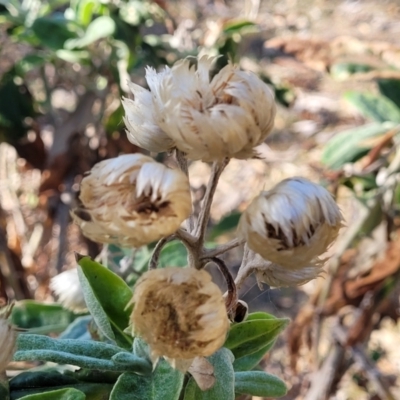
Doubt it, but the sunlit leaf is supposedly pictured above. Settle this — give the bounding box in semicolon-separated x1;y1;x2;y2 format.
321;122;396;170
77;256;133;348
345;91;400;123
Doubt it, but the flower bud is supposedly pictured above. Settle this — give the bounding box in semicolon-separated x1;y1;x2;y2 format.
72;154;192;247
238;177;343;270
123;56;276;161
0;315;16;373
129;267;230;369
50;269;86;312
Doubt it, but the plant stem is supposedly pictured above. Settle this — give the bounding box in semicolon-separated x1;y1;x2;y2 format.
205;257;238;319
148;235;176;270
195;158;229;244
175;150;195;233
202;238;244;259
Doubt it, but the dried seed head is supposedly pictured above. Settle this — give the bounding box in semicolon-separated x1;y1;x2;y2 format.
123;56;276;161
130;267;230;369
72;154;192;247
238;177;343;271
50;269;86;312
0;314;16;372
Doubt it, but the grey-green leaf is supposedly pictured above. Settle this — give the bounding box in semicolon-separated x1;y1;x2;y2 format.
18;388;86;400
183;348;235;400
235;371;287;398
110;360;184;400
321;122;396;170
345;91;400;123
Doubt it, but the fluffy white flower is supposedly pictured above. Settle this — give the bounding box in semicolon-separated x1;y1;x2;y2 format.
123;56;276;161
50;269;86;312
72;154;192;247
129;267;230;371
238;177;343;271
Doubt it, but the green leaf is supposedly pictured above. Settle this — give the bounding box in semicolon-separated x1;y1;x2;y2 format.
245;312;276;321
377;79;400;109
65;16;115;49
59;316;92;340
75;0;98;26
77;256;133;348
321;122;396;170
233;340;276;372
224;318;288;360
31;17;77;50
11;383;113;400
11;301;75;334
18;388;85;400
110;360;184;400
209;212;241;240
183;348;235;400
14;334;151;374
234;371;287;398
344;91;400;123
330;62;374;80
10;370;78;390
158;241;188;267
223;20;256;34
15;55;46;75
55;50;89;63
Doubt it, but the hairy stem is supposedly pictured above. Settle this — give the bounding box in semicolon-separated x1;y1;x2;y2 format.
195;158;229;244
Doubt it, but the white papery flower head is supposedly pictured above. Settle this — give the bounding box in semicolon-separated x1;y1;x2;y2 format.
50;269;86;312
72;154;192;247
129;267;230;371
0;312;16;373
122;82;175;152
123;56;276;161
238;177;343;271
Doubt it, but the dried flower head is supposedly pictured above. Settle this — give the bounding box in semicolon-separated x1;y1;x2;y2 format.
129;267;230;369
238;177;343;271
50;269;86;312
72;154;192;247
123;56;276;161
122;82;174;152
0;312;17;373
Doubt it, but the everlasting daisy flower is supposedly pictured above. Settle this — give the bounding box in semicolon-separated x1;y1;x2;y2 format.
123;56;276;161
238;177;343;274
50;269;86;312
129;267;230;371
72;154;192;247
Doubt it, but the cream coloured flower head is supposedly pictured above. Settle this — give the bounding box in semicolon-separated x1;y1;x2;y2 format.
129;267;230;369
238;177;343;270
122;82;174;153
123;56;276;161
0;314;16;373
50;269;86;312
72;154;192;247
